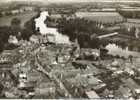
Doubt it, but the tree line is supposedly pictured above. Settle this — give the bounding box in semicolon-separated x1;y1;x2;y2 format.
57;17;110;48
0;13;39;52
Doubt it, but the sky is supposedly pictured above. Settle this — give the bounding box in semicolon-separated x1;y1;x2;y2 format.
1;0;140;3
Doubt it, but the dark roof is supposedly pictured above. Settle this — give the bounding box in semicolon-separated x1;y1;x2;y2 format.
0;62;13;70
124;78;140;90
115;85;130;97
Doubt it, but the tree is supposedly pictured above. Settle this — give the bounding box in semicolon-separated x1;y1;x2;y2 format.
10;18;22;38
57;18;102;48
0;26;12;52
0;12;2;17
22;12;40;40
0;18;22;51
11;17;21;28
21;29;33;41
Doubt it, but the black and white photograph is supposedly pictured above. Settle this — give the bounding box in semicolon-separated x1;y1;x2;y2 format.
0;0;140;99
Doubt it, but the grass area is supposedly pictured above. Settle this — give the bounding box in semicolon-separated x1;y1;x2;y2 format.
0;11;38;28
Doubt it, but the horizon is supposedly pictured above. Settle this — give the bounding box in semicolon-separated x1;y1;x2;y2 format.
1;0;140;3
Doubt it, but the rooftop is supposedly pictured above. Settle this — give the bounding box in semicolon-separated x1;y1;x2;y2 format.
85;90;100;99
115;85;131;98
127;18;140;24
50;14;62;19
124;78;140;90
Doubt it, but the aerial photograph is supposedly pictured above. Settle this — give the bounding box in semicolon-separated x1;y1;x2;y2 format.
0;0;140;99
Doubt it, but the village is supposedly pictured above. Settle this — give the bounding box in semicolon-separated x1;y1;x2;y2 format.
0;0;140;99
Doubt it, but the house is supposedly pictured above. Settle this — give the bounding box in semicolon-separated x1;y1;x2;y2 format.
106;26;121;32
18;71;38;91
85;90;100;99
30;35;40;43
0;49;18;63
119;7;140;19
114;85;132;98
0;61;13;72
27;70;42;82
1;11;6;16
120;8;140;12
79;48;100;61
88;9;101;12
122;78;140;95
124;67;135;76
0;61;17;88
72;61;100;75
98;32;118;39
122;19;140;29
0;64;13;85
11;9;20;15
60;69;81;78
49;14;62;21
35;82;56;95
101;8;116;12
65;74;106;92
45;34;56;44
8;35;19;45
30;34;56;44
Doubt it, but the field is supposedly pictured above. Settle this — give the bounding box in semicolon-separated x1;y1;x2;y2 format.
0;11;38;28
75;12;124;24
